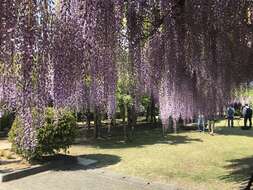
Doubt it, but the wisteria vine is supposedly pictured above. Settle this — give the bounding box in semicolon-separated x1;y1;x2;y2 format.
0;0;253;152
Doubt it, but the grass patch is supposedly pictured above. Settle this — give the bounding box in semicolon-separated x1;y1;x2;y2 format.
70;119;253;190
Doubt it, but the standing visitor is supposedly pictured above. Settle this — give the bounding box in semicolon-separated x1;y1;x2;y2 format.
227;105;235;128
243;104;252;129
0;110;3;131
208;114;216;135
197;113;205;132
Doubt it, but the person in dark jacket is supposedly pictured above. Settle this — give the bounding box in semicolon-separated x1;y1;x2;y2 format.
242;104;252;129
227;105;235;128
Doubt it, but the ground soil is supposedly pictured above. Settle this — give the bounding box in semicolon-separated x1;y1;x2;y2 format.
0;149;31;173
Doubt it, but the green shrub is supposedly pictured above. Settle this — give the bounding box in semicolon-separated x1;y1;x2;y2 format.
8;117;23;155
234;109;242;117
8;108;77;160
36;108;77;156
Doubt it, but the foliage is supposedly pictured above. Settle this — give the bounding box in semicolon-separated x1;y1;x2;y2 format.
8;108;77;160
141;95;151;111
116;77;133;118
234;87;253;108
234;109;242;117
1;0;253;151
8;118;23;155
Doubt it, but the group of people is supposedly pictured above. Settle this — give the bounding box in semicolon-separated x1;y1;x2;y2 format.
197;114;215;135
197;103;253;134
227;104;252;129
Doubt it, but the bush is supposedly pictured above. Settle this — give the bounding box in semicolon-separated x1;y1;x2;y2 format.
8;108;77;160
8;117;23;154
234;109;242;117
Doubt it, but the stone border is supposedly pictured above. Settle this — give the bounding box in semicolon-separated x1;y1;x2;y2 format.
0;163;52;182
0;156;97;183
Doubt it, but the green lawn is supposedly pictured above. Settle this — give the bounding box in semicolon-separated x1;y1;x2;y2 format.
70;119;253;190
247;88;253;97
249;89;253;97
241;88;253;105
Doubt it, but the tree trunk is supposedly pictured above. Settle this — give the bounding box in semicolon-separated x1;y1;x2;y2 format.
94;109;101;139
98;112;102;138
107;122;111;137
108;115;115;136
127;105;136;140
123;103;127;123
123;103;128;140
126;2;141;139
86;107;91;129
146;104;150;122
162;123;166;137
94;111;98;139
173;118;177;133
183;118;186;127
123;124;127;140
219;106;224;118
150;95;156;125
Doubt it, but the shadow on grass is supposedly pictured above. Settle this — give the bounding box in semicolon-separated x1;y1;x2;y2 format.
79;154;121;169
50;154;121;172
78;128;203;149
220;156;253;190
215;126;253;138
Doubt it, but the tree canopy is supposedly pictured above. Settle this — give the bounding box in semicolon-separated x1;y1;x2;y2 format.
0;0;253;151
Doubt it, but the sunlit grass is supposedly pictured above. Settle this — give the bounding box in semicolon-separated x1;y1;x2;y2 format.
70;120;253;190
216;117;243;127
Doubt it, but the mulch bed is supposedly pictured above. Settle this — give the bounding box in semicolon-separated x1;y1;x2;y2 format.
0;149;77;174
0;149;31;173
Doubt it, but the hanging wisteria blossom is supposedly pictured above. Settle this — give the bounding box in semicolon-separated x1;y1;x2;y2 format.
0;0;252;153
